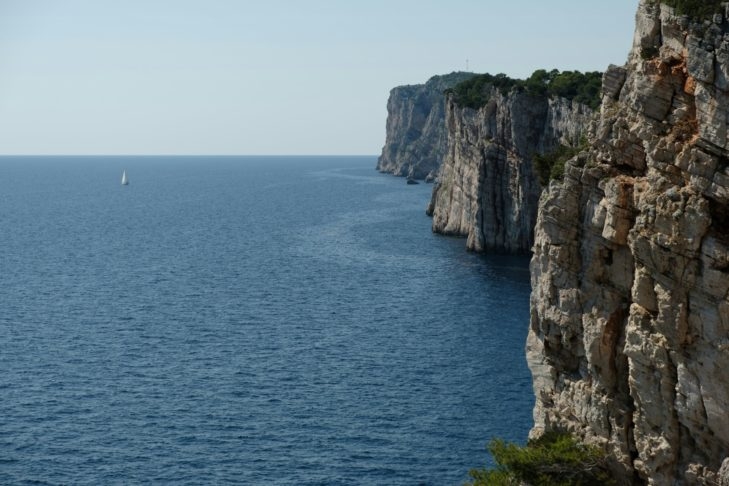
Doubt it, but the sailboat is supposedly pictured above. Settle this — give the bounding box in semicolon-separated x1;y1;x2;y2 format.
121;170;129;186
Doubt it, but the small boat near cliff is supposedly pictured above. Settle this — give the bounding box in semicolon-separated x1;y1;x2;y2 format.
121;170;129;186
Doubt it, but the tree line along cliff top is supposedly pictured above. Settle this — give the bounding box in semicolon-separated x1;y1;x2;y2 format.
445;69;603;110
444;1;724;112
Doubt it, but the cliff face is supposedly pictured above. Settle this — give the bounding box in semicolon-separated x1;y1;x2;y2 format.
377;72;475;180
427;89;592;253
528;1;729;483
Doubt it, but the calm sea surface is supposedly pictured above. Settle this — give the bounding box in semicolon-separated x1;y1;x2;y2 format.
0;156;533;485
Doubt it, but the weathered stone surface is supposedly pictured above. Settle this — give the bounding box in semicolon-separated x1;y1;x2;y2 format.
377;72;475;180
604;64;628;100
719;458;729;485
528;1;729;484
427;90;593;253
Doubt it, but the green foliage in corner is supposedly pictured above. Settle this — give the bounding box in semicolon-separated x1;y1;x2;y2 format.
467;432;615;486
446;70;603;110
660;0;724;18
533;138;588;186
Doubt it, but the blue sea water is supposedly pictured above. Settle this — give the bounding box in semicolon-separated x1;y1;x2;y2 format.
0;156;533;485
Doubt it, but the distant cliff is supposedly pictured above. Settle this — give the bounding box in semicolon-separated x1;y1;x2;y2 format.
528;0;729;483
427;72;596;253
377;72;475;180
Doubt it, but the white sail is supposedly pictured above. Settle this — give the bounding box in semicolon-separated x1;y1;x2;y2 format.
121;170;129;185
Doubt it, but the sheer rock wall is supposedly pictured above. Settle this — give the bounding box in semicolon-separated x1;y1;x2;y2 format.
428;90;592;253
377;72;475;180
528;2;729;483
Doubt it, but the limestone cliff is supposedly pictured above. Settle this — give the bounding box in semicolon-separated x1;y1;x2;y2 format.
427;87;593;253
377;72;475;180
528;1;729;483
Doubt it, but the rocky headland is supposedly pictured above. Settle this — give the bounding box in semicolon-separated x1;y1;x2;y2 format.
377;72;475;180
426;73;597;253
528;0;729;483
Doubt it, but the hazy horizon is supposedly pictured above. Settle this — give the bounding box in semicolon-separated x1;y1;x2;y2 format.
0;0;639;156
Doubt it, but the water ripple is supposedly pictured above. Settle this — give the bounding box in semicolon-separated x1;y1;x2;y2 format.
0;156;533;485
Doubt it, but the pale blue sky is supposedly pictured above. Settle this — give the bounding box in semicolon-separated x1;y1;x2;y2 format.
0;0;639;155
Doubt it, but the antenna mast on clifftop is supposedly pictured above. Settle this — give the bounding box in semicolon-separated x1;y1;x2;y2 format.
466;58;469;71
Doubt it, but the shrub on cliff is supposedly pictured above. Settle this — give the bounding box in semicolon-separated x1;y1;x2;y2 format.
533;140;586;186
547;71;602;110
444;73;522;108
467;431;614;486
525;69;602;110
659;0;724;18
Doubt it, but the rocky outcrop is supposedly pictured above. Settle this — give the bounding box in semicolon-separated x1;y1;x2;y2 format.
528;1;729;483
377;72;475;180
427;89;593;253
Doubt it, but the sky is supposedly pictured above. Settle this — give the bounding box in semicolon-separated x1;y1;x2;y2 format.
0;0;640;155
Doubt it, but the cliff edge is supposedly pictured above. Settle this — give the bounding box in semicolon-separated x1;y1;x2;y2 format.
528;1;729;483
377;72;475;180
427;74;595;253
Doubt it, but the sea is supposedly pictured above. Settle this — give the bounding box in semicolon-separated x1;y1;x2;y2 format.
0;156;533;485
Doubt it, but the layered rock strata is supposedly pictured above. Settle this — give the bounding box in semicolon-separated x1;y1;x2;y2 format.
528;1;729;483
377;72;475;180
427;90;593;253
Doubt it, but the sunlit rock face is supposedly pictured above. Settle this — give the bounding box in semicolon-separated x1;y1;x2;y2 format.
428;89;592;253
528;1;729;483
377;72;475;180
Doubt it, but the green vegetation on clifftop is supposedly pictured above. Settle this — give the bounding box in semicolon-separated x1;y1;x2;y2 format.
445;73;522;108
446;69;602;110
